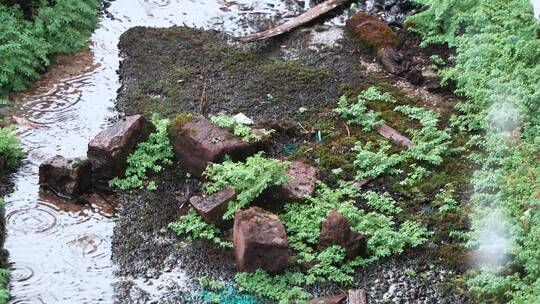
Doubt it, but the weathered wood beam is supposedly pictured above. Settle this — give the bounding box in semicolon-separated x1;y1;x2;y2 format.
239;0;350;42
375;123;413;148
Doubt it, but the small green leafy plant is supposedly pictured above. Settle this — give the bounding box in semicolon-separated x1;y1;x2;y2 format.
210;114;273;142
409;0;540;302
109;116;174;190
0;125;23;168
333;87;395;132
203;152;290;219
0;268;9;304
168;209;233;248
235;182;430;303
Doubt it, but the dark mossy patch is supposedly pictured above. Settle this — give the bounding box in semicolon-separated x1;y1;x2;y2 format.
168;113;193;138
117;27;343;120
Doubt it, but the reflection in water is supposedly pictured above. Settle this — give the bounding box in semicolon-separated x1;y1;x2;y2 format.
4;0;294;302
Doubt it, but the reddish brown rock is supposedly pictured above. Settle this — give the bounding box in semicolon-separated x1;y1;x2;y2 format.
347;12;398;50
168;115;267;177
318;210;367;260
39;155;92;199
87;115;155;181
189;187;236;226
308;294;347;304
233;207;288;274
279;161;318;201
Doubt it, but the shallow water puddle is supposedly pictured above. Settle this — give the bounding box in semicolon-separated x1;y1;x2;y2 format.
4;0;296;302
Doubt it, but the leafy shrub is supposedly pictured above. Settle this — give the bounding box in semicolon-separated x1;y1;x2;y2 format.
361;190;402;215
235;182;430;303
0;125;23;168
353;141;403;181
409;0;540;302
168;209;233;248
395;105;452;165
0;0;100;97
210;114;273;142
335;89;453;186
109;116;174;190
334;87;394;132
203;153;290;219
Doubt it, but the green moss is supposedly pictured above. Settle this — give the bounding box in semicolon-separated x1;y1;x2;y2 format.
167;113;193;138
258;58;331;84
170;67;193;80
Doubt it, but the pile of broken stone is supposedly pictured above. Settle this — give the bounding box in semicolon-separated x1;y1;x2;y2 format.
39;114;368;304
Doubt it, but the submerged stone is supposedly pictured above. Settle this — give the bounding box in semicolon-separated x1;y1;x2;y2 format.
189;187;236;226
168;115;267;177
318;210;367;260
39;155;92;199
87;115;155;181
233;207;288;274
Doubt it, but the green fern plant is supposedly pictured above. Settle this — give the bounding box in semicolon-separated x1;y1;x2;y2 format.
0;0;100;97
409;0;540;302
210;114;273;142
203;152;290;219
0;125;23;168
109;115;174;190
169;209;232;248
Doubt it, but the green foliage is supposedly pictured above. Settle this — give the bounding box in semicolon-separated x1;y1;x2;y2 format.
0;268;9;304
409;0;540;302
361;190;402;215
168;209;233;248
433;185;460;214
0;0;100;97
395;105;453;165
336;89;453;186
109;116;174;190
199;276;227;291
334;87;395;132
240;182;430;303
353;141;403;181
334;97;380;132
203;153;290;219
210;114;273;142
0;125;23;168
235;270;311;304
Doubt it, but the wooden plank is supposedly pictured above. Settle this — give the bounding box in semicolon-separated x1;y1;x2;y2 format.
375;123;413;148
239;0;350;42
348;289;368;304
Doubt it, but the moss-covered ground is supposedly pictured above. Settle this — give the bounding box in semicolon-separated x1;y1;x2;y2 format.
113;25;476;302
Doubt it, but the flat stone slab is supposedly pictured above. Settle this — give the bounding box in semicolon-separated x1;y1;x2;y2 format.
39;155;92;199
168;115;267;177
280;161;318;201
87;115;155;181
233;207;288;274
189;187;236;226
